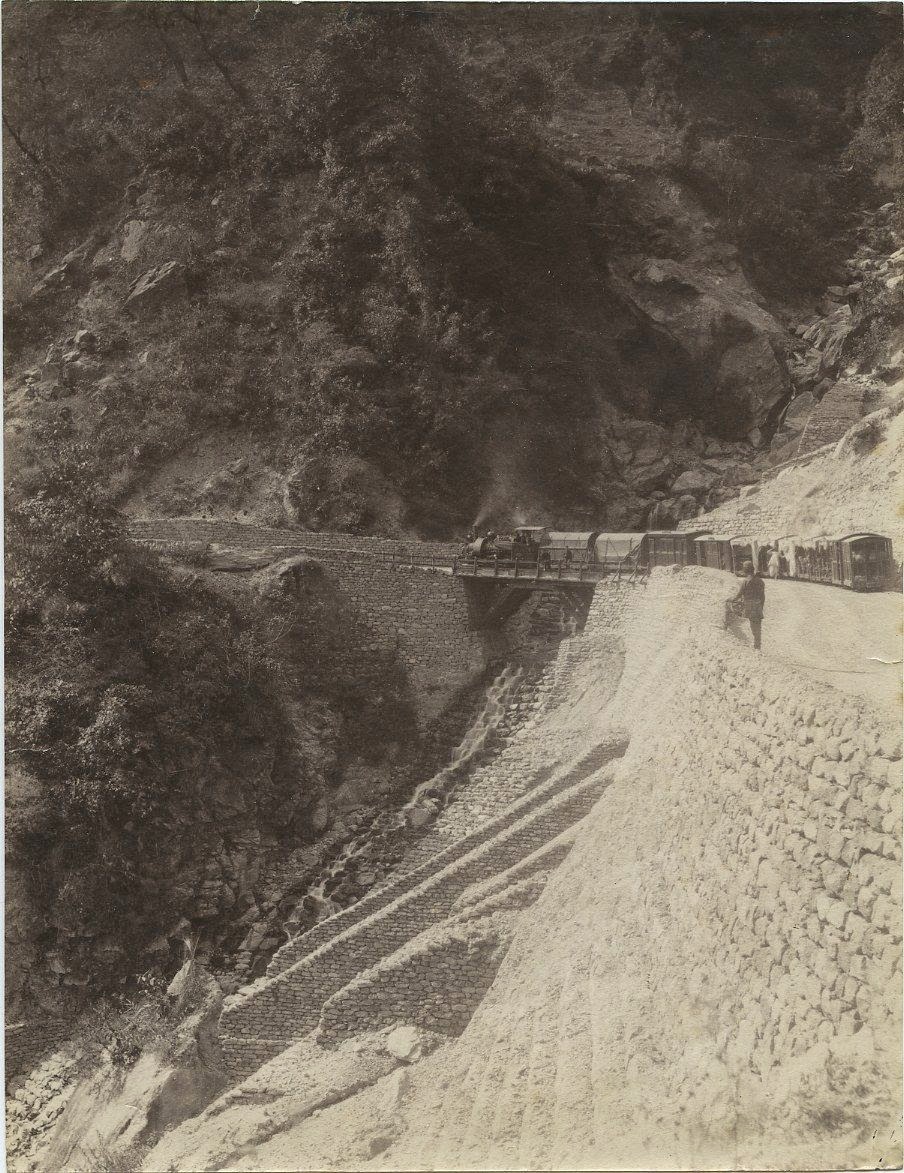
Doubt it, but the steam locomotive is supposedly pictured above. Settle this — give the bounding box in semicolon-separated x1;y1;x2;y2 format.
463;528;644;573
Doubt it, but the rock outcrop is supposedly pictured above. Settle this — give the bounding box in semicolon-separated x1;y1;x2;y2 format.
771;201;903;462
123;261;185;316
611;256;790;439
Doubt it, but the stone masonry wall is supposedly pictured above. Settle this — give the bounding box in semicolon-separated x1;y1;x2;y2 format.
315;561;507;729
130;518;586;730
316;865;559;1044
217;758;618;1079
600;567;902;1163
265;737;623;980
5;1020;71;1083
316;919;512;1043
427;565;902;1168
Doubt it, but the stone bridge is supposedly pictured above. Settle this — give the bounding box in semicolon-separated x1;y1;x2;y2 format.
127;518;623;729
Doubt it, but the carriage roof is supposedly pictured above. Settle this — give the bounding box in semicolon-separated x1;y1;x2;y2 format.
836;532;890;545
594;533;644;554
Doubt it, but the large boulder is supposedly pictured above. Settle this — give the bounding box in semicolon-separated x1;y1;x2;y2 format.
674;493;701;521
610;256;789;436
628;456;674;493
670;468;715;496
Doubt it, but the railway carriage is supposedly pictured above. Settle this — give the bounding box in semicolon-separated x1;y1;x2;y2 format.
641;530;710;569
546;531;597;567
693;534;735;572
794;532;894;591
836;533;895;591
461;522;895;593
728;535;771;575
547;531;644;572
593;532;645;572
794;538;834;585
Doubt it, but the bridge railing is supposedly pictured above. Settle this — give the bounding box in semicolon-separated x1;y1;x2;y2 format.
453;555;601;584
452;552;651;586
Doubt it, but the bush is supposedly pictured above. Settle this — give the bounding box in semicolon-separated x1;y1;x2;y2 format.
5;443;288;992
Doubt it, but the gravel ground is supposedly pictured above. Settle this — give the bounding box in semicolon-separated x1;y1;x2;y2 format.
730;578;901;717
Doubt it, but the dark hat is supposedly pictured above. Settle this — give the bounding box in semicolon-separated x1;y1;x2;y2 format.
742;560;754;574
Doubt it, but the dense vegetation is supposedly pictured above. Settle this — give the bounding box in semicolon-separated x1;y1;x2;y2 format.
6;438;416;995
5;440;288;989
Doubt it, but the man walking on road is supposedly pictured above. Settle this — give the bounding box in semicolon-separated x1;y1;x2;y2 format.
734;560;765;650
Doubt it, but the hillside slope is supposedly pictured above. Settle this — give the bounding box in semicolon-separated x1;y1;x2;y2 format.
5;3;900;535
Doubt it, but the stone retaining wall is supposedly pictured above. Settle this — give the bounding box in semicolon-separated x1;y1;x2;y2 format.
318;562;507;729
218;764;616;1078
397;566;902;1169
5;1020;71;1083
595;567;903;1155
130;518;589;729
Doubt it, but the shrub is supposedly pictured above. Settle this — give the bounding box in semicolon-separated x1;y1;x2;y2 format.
5;443;288;992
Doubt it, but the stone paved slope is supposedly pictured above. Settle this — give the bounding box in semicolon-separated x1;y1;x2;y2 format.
217;568;901;1173
370;569;902;1171
143;567;901;1171
217;754;622;1079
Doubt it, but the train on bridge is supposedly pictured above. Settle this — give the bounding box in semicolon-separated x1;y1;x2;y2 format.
457;526;895;592
462;528;645;573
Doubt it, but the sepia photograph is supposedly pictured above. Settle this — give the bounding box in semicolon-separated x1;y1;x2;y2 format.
3;1;903;1169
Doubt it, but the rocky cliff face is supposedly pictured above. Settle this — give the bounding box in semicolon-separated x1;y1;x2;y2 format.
4;4;898;535
772;200;904;461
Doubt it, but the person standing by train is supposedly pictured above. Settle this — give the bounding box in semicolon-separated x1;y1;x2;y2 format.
733;561;765;650
767;547;781;579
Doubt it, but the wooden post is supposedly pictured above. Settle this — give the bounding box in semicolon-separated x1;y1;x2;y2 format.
514;557;519;579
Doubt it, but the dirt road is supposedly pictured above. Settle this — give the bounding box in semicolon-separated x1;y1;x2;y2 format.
729;578;901;719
